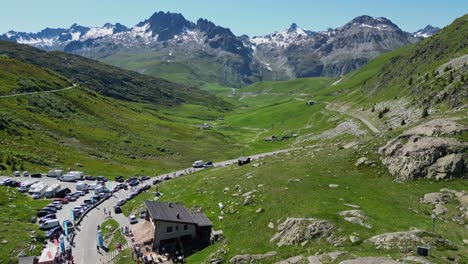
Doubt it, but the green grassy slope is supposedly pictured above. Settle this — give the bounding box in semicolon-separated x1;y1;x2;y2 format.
0;41;230;109
0;56;71;96
0;187;50;263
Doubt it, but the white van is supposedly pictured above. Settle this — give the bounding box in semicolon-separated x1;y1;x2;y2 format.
39;219;60;230
76;181;88;191
192;160;204;168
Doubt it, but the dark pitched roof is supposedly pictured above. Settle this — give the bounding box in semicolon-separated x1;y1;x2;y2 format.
145;200;194;224
192;212;213;227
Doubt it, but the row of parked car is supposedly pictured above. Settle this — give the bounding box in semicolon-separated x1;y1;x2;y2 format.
114;184;151;214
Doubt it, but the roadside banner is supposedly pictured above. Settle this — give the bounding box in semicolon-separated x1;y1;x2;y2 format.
64;221;68;236
70;209;74;222
98;230;104;247
59;236;65;252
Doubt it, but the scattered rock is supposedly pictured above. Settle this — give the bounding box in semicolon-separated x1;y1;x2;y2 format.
268;222;275;229
403;256;433;264
307;256;322;264
243;196;253;206
339;210;372;228
355;157;371;167
365;229;455;250
1;240;7;244
256;208;264;213
427;153;465;180
229;251;277;263
420;192;452;205
339;256;399;264
433;203;449;215
349;235;360;243
343;203;360;209
275;255;305;264
379;118;467;182
288;178;302;183
270;218;336;247
329;184;339;189
463;239;468;245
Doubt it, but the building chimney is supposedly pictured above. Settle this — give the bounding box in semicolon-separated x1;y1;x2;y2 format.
176;212;180;219
169;202;172;208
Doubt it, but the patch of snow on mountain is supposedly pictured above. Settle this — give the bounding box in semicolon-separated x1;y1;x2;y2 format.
71;32;81;41
83;26;114;40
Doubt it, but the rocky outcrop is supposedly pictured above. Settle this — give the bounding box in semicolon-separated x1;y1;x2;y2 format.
379;118;467;182
229;251;277;263
270;218;341;247
339;257;400;264
365;229;455;250
338;210;372;228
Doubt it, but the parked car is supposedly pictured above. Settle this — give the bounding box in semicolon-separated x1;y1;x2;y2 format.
76;191;85;196
6;180;20;187
139;211;146;219
129;215;138;224
128;180;139;186
139;184;151;192
37;209;56;217
139;175;150;181
204;161;214;168
114;206;122;214
31;173;42;178
115;176;125;183
46;226;63;239
55;188;71;198
39;219;59;230
152;179;161;185
0;179;12;186
39;214;57;224
51;201;63;209
65;195;77;202
117;199;126;206
13;171;21;177
96;176;108;182
23;171;29;177
126;177;138;183
85;175;96;181
43;206;57;213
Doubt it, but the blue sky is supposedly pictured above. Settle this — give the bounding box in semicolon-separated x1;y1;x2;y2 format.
2;0;466;35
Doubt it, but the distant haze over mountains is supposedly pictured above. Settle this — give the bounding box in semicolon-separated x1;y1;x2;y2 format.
1;11;440;87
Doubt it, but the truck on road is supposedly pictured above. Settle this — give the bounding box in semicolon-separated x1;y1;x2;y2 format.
45;184;61;198
61;171;84;182
192;160;204;168
18;179;39;193
32;183;48;199
47;169;63;178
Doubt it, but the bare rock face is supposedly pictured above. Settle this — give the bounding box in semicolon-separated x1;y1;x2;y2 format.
339;257;400;264
338;210;372;228
379;118;467;182
365;229;455;250
229;251;277;263
270;218;337;247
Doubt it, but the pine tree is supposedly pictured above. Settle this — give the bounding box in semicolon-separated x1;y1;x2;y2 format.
378;111;384;119
371;105;375;112
408;77;413;85
401;119;406;126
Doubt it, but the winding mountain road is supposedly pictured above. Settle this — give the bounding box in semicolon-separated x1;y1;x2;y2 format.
0;83;77;99
325;103;381;134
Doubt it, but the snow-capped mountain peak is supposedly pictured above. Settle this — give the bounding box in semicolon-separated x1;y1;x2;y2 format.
413;25;440;38
251;23;313;48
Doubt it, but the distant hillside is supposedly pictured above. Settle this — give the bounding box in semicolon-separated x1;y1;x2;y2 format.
0;55;71;96
1;12;423;87
0;40;229;109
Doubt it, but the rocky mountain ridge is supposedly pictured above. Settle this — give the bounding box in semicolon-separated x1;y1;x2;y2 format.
1;12;432;86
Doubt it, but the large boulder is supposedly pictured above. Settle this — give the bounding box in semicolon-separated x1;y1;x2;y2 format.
379;118;467;182
338;210;372;228
365;229;455;250
229;251;277;263
270;218;337;247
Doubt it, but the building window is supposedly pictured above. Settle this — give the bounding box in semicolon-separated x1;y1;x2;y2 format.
184;225;188;230
166;226;173;233
176;226;179;231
